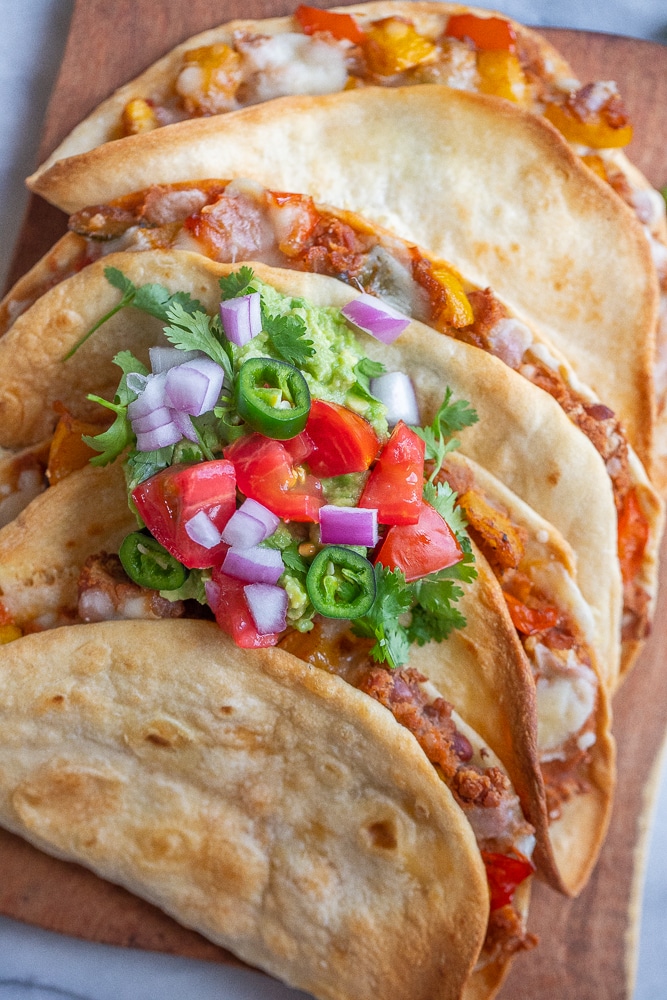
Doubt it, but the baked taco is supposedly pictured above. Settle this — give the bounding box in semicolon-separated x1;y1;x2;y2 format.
0;617;502;1000
0;255;614;899
1;177;660;680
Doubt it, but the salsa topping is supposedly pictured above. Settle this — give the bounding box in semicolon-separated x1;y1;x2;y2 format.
82;266;478;665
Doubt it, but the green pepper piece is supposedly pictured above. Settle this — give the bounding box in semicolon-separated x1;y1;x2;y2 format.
236;356;311;440
119;532;188;591
306;546;376;619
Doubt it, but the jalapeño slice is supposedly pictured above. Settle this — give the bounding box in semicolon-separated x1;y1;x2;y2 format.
306;546;376;619
237;357;311;440
119;531;188;591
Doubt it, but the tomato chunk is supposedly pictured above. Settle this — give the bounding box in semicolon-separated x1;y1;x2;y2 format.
295;4;366;44
481;850;534;910
208;570;281;648
131;461;237;569
359;421;424;524
504;593;560;635
445;13;516;52
375;500;463;581
224;433;323;522
305;399;380;477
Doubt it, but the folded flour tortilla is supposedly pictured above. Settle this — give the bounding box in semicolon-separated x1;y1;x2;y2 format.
0;618;491;1000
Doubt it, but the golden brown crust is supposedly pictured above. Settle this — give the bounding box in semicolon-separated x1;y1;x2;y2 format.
0;619;488;1000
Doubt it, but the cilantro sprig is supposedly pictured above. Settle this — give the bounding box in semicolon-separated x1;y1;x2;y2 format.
63;267;205;361
411;388;478;482
82;350;147;466
261;308;315;367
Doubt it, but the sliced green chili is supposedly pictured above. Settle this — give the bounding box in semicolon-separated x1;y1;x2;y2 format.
119;532;188;591
236;356;311;439
306;546;376;619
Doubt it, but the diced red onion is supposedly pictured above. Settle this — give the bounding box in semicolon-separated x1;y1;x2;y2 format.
205;578;221;612
341;293;410;344
170;409;199;443
222;545;284;585
127;372;168;420
244;583;288;634
164;358;225;416
131;406;175;434
126;372;149;395
135;421;183;451
149;346;201;374
369;371;420;426
238;498;280;536
221;509;268;549
319;505;378;547
184;510;223;549
219;292;262;346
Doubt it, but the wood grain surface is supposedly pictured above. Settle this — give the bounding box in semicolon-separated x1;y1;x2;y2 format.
3;3;667;998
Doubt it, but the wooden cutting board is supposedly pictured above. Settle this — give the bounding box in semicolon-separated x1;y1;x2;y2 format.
3;3;667;998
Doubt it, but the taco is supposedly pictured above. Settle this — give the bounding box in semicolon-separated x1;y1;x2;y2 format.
1;177;660;679
0;255;615;898
0;252;622;686
0;618;501;1000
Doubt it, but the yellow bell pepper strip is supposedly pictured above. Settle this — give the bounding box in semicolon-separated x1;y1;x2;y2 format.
363;17;436;76
544;99;633;149
121;98;159;137
476;50;527;103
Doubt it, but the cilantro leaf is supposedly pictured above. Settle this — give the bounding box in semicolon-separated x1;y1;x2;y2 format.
82;351;148;466
423;480;470;545
163;301;233;379
219;266;256;300
262;309;315;367
411;388;479;482
351;357;386;404
124;445;175;493
352;565;412;669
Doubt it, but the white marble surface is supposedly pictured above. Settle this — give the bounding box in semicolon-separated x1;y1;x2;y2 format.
0;2;666;998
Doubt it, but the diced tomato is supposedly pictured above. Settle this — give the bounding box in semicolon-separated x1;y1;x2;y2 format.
504;592;560;635
481;850;534;911
359;421;424;524
224;433;323;522
305;399;380;477
295;4;366;44
131;461;237;569
445;13;516;52
208;571;281;648
617;487;650;584
375;499;463;581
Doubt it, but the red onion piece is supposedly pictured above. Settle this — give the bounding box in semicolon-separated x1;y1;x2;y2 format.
319;505;378;547
131;406;175;434
221;509;268;549
222;545;284;585
135;421;183;451
126;372;149;395
238;498;280;536
149;346;201;374
244;583;288;634
164;358;225;416
369;371;420;426
184;510;223;549
204;578;221;612
171;409;199;443
127;372;168;420
341;293;410;344
219;292;262;346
